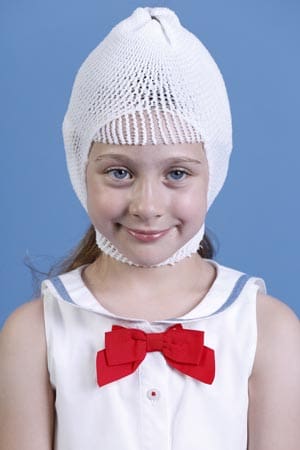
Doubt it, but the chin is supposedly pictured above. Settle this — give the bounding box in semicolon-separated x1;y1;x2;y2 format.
120;248;177;268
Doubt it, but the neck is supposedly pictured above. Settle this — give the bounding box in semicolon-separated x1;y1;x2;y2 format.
83;252;215;302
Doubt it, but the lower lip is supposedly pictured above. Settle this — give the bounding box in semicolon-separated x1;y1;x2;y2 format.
126;228;170;242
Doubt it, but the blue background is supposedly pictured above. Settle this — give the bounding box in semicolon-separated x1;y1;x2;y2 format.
1;0;299;327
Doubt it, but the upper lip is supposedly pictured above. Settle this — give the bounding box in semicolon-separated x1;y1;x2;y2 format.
125;227;170;235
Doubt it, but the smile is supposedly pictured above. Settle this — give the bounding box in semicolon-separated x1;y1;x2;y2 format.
124;227;171;242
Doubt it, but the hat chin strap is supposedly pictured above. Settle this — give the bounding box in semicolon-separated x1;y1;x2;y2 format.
94;223;205;267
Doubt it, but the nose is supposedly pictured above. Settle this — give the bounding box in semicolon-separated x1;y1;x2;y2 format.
128;177;164;220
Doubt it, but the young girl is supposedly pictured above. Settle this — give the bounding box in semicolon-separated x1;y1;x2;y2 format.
1;6;299;450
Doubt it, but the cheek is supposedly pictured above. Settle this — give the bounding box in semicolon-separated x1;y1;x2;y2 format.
86;181;125;222
172;182;208;222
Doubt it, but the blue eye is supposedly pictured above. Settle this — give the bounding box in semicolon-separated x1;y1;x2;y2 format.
107;168;131;180
168;170;188;181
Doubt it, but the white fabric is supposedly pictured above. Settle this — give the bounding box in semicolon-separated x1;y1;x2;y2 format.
62;6;232;267
95;223;205;267
42;261;266;449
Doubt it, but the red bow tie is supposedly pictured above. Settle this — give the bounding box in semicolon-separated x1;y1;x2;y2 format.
96;324;215;386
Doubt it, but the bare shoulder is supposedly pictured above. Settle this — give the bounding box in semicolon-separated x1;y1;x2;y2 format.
0;297;50;389
0;299;54;449
2;297;45;330
1;298;46;354
248;292;300;450
255;292;299;351
253;291;300;377
256;291;299;323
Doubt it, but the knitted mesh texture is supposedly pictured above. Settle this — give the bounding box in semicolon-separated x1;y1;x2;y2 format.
62;6;232;266
63;6;232;210
94;224;206;267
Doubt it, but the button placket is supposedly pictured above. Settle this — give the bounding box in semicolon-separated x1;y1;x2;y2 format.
139;352;170;450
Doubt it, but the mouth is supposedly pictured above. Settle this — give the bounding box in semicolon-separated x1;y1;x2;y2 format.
123;226;171;242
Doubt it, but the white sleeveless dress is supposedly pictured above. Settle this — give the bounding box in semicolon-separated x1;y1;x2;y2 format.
41;260;266;450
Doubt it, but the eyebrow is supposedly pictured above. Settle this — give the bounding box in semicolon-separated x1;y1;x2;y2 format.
94;153;203;165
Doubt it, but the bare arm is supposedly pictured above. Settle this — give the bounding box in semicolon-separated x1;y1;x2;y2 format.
0;299;55;449
248;293;300;450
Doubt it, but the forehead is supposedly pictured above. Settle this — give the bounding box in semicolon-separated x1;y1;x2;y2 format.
89;142;206;163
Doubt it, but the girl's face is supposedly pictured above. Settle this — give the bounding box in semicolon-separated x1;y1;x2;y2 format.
86;142;209;266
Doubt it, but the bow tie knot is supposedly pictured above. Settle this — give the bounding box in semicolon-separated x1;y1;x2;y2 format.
146;332;166;352
97;324;215;386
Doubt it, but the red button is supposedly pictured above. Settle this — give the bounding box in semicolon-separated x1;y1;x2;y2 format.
147;388;160;401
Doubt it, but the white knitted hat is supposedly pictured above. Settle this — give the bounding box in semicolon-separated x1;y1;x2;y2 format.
62;6;232;266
